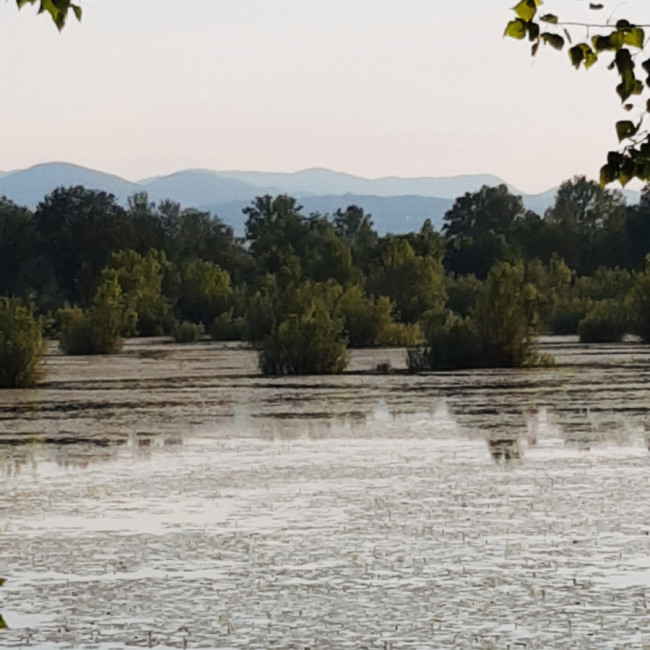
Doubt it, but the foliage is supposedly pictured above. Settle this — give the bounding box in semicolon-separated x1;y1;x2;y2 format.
16;0;81;30
474;260;547;367
171;320;205;343
209;309;247;341
442;185;527;277
367;237;446;323
59;277;132;355
412;260;549;371
259;303;347;375
506;2;650;185
408;311;481;371
627;254;650;342
104;249;170;336
175;260;232;328
0;297;44;388
578;299;628;343
548;298;589;335
32;186;131;305
445;274;483;318
337;285;394;347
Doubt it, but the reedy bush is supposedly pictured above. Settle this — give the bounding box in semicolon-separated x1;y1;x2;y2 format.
59;277;132;354
0;297;44;388
259;303;347;375
171;320;205;343
577;299;628;343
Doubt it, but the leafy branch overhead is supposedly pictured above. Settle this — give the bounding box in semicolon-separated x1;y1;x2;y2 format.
506;0;650;186
15;0;81;30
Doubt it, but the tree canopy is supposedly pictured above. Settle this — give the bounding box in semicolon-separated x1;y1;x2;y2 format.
16;0;81;30
506;1;650;186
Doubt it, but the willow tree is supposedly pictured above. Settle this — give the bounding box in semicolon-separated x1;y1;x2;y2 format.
506;1;650;186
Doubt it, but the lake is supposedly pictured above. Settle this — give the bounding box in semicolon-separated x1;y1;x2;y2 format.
1;338;650;648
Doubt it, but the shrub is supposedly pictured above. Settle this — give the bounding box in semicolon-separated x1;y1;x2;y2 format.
628;255;650;342
408;311;481;371
59;277;131;355
259;306;347;375
445;274;483;318
577;300;628;343
337;286;394;347
0;297;44;388
209;309;247;341
548;298;588;335
409;261;550;371
474;260;547;367
172;320;205;343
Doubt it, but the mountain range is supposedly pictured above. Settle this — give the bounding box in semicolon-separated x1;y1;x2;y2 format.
0;162;639;235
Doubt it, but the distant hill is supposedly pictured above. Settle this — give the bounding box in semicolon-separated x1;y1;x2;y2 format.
0;162;140;207
0;162;640;235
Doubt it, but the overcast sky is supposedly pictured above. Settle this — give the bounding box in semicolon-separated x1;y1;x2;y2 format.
0;0;647;193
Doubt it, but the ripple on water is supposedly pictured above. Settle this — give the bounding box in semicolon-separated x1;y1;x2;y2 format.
1;340;650;648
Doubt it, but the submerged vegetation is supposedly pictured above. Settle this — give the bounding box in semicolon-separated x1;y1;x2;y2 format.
2;175;650;379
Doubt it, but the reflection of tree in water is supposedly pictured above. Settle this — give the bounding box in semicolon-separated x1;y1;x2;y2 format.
0;432;183;475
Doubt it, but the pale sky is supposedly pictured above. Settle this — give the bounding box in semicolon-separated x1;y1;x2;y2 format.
0;0;647;194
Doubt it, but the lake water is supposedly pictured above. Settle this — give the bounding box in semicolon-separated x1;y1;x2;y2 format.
1;338;650;648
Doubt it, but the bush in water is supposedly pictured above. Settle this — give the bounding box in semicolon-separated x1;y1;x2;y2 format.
578;299;628;343
59;277;132;355
0;297;44;388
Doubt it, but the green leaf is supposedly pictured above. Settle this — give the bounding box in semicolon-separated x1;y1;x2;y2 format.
623;28;645;49
616;20;632;31
513;0;539;22
540;14;558;24
616;120;638;141
0;614;6;630
569;43;597;69
505;19;527;40
542;33;565;50
642;58;650;74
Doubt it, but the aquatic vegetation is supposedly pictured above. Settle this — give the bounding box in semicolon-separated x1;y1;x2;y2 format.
171;320;205;343
0;298;44;388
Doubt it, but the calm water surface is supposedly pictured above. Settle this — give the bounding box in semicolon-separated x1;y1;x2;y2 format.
1;338;650;648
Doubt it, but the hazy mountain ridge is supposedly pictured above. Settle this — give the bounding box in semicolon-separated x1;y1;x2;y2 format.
0;162;640;235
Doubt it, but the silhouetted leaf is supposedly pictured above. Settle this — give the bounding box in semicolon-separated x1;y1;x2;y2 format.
542;33;565;50
540;14;558;24
616;120;638;141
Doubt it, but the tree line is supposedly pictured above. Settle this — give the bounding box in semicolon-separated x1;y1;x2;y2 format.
3;176;650;385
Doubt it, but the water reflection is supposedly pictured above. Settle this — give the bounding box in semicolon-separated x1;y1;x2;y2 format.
4;340;650;648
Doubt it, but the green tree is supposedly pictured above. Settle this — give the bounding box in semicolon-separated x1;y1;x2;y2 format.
0;197;35;298
32;186;131;305
506;2;650;185
103;249;170;336
442;184;527;278
175;260;232;328
368;236;446;323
